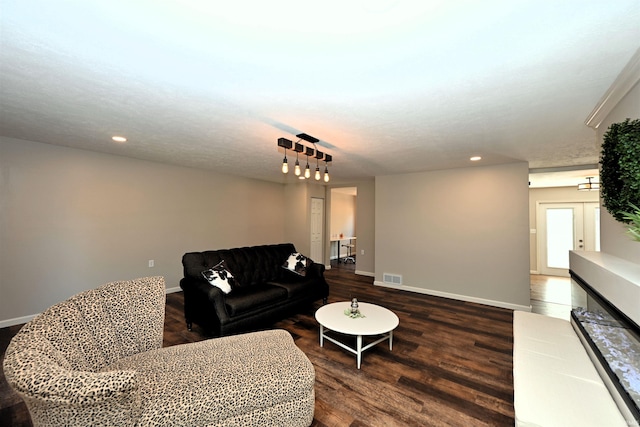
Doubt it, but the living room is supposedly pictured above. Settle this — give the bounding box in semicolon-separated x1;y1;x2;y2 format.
1;2;640;426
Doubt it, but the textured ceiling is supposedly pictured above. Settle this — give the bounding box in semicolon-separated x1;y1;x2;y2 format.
1;1;639;185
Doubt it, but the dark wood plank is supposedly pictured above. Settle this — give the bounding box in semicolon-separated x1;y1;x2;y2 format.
0;263;517;426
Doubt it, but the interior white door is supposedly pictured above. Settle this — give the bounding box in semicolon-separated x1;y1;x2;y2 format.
537;202;599;277
583;202;601;252
310;198;324;263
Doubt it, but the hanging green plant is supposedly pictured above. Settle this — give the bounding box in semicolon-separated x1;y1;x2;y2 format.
599;118;640;223
621;204;640;242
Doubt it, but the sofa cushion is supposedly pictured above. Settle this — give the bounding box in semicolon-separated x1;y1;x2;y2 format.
100;329;315;426
224;285;287;316
282;252;312;276
269;277;320;299
202;260;235;294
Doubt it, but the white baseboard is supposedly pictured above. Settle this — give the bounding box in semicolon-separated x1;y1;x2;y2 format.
323;265;373;277
1;286;183;328
373;281;532;312
0;314;37;329
355;270;374;277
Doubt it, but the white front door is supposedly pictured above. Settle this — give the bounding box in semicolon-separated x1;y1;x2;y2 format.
310;198;324;263
537;202;600;277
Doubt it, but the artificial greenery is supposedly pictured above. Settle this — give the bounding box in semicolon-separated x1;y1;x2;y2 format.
621;203;640;242
599;118;640;223
343;309;366;319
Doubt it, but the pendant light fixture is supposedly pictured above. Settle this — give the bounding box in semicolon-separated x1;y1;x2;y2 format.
278;133;332;182
578;176;599;191
314;144;322;181
294;145;301;176
304;146;312;179
323;154;332;182
278;138;291;174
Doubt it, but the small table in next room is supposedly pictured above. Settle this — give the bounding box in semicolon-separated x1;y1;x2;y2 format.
315;301;399;369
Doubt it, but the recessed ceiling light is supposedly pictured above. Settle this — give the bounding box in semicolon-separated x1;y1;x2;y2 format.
470;156;482;161
112;136;127;143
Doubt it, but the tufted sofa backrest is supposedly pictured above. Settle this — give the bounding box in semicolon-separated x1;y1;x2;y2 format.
182;243;297;288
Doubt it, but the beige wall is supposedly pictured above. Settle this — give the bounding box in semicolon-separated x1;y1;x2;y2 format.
354;181;375;276
281;182;326;260
596;81;640;263
0;137;287;325
15;123;629;321
375;162;531;310
528;186;599;272
283;182;311;255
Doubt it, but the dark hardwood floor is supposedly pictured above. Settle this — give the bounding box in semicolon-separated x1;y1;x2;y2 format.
1;261;517;426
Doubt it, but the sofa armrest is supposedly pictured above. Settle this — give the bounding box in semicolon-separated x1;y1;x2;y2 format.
180;278;232;331
33;370;137;405
308;262;325;277
181;278;227;310
8;367;140;425
3;339;137;404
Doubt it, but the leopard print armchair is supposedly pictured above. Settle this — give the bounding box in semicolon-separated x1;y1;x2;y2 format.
3;276;315;426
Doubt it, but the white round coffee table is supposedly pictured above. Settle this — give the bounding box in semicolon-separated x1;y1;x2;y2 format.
315;301;399;369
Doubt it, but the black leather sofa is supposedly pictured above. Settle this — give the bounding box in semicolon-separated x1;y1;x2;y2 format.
180;243;329;336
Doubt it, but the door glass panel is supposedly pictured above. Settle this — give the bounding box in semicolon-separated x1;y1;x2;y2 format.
546;208;574;269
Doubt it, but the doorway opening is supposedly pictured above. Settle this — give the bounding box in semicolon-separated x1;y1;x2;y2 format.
536;202;600;277
528;168;600;318
330;187;357;271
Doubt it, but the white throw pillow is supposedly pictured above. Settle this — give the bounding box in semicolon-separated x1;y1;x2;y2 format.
202;260;235;294
283;252;312;276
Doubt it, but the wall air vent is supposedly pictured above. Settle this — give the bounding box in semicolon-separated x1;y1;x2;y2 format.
383;273;402;286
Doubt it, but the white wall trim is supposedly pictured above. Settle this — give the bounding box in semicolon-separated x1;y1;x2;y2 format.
0;314;37;329
355;270;374;277
321;264;373;277
1;286;183;328
585;47;640;129
374;281;532;312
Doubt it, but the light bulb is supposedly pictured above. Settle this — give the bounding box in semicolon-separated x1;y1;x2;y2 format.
324;166;330;182
294;159;301;176
304;163;311;179
315;167;321;181
282;157;288;174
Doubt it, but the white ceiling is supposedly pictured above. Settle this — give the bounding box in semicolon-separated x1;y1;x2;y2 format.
1;1;638;185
